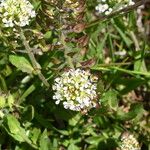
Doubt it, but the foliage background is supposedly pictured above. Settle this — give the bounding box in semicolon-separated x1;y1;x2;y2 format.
0;0;149;149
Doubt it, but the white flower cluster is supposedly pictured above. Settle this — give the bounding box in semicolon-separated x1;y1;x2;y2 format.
120;134;141;150
95;3;113;15
95;0;135;15
0;0;36;27
52;69;98;111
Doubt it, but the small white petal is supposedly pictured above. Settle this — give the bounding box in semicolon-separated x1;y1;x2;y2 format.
53;69;98;111
55;100;60;105
0;0;36;27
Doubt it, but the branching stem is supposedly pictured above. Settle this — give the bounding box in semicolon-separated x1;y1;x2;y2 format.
20;29;50;87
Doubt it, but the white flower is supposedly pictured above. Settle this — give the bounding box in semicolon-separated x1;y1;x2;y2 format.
55;100;60;105
120;134;141;150
95;4;109;13
129;0;135;6
0;0;36;27
95;0;135;15
52;69;98;111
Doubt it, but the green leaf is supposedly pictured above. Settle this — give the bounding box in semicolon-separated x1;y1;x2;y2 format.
116;103;144;121
7;94;15;109
112;20;132;47
0;95;6;108
3;114;25;142
98;138;118;150
68;143;80;150
101;90;118;110
85;136;106;145
96;33;108;62
22;105;34;121
44;31;52;40
118;78;145;95
9;55;34;74
30;128;41;144
5;114;21;134
69;114;81;126
134;51;147;72
97;79;104;96
15;143;34;150
39;129;51;150
3;115;38;149
54;129;69;136
52;138;58;150
32;0;41;9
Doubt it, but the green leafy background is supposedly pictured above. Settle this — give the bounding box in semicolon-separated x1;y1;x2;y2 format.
0;0;149;149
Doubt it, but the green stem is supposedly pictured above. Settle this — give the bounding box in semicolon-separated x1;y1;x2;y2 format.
20;29;50;87
92;66;150;77
19;84;36;103
93;62;132;67
60;33;75;69
130;31;140;51
86;0;148;29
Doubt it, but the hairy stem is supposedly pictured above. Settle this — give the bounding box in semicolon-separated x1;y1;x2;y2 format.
60;33;75;69
20;29;50;87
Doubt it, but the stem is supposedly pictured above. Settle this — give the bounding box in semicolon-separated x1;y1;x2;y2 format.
60;33;75;69
130;31;140;51
130;31;147;72
20;29;50;87
86;0;148;29
91;66;150;77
